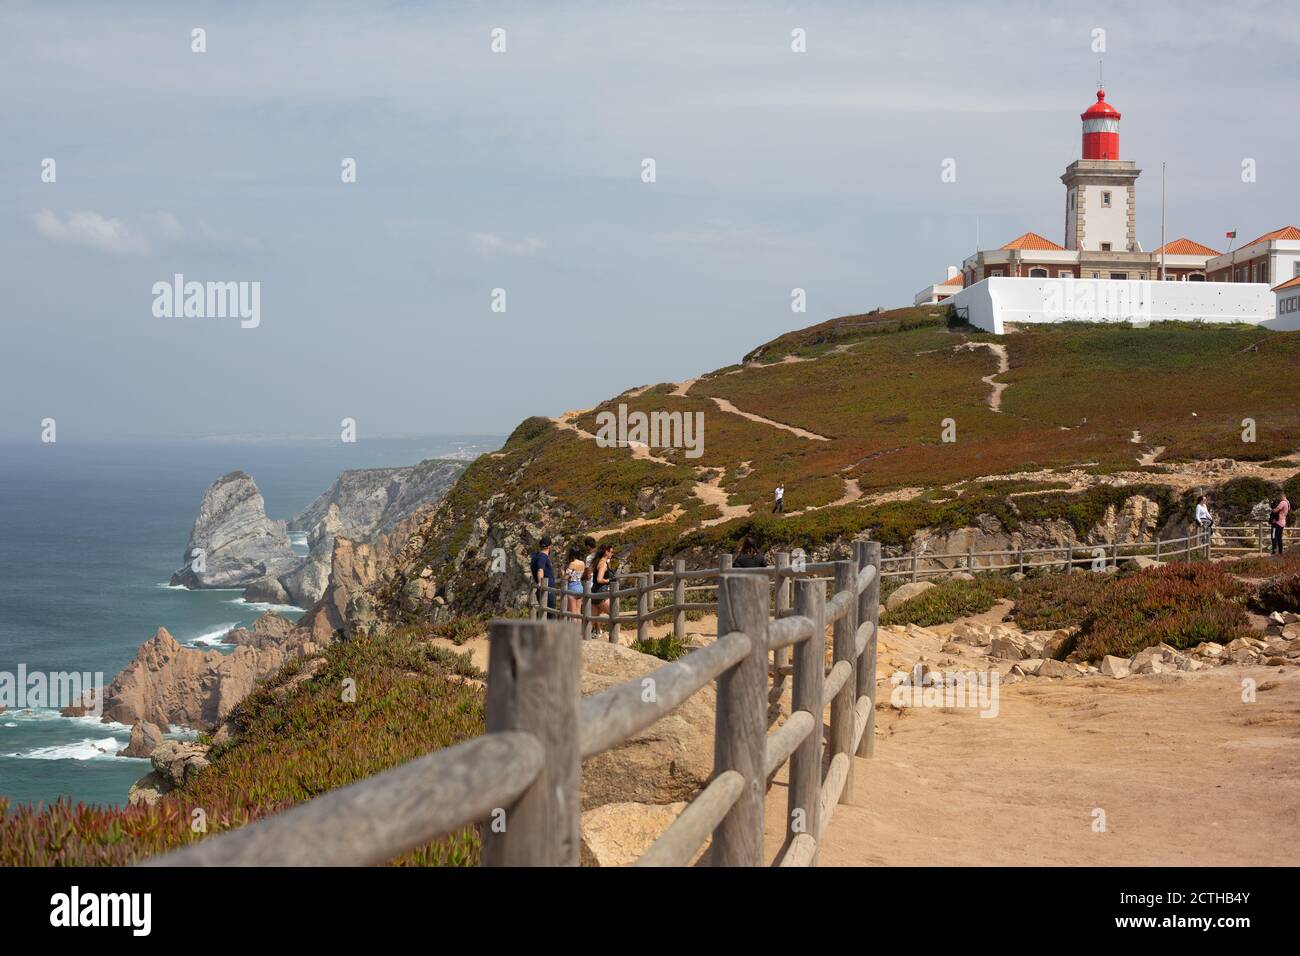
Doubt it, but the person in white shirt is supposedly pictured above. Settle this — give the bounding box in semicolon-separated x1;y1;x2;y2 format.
1195;496;1214;537
773;483;785;514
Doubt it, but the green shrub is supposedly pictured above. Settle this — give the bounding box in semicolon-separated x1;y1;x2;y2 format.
1011;573;1116;631
881;577;1013;627
630;633;692;661
1248;571;1300;615
1070;564;1251;661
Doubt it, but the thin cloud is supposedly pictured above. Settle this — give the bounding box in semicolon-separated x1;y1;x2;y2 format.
32;209;151;256
469;232;546;258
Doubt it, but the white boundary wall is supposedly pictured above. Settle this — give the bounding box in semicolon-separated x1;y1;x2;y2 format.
951;277;1275;334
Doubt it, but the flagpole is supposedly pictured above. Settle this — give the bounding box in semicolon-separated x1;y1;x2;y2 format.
1160;162;1166;281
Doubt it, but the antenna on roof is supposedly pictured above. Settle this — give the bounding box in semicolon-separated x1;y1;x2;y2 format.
1097;59;1104;90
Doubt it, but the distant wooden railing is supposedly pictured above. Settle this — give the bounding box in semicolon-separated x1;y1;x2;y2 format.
149;542;883;867
879;522;1296;582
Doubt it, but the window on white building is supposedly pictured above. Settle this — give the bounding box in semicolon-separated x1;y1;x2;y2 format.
1294;262;1300;277
1109;272;1127;280
1101;191;1112;207
1029;268;1048;278
1101;242;1112;252
1057;270;1072;278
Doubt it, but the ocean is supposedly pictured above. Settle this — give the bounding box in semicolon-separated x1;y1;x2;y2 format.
0;436;498;810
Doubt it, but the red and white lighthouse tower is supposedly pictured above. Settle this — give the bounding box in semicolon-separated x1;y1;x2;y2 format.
1061;85;1140;253
1081;89;1121;160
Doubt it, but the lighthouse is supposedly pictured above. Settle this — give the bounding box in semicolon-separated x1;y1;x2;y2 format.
1081;89;1121;160
1061;86;1141;254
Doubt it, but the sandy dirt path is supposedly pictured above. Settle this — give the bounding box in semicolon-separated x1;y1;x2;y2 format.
956;341;1011;412
765;629;1300;866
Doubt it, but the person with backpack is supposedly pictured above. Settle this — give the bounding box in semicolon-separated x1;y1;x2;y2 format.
1271;492;1291;555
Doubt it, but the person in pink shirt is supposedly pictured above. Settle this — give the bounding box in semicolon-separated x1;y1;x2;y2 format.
1271;493;1290;555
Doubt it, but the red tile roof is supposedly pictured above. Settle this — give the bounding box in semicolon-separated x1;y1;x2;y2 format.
1153;237;1221;256
939;273;964;286
1241;225;1300;248
1273;275;1300;293
1000;231;1065;251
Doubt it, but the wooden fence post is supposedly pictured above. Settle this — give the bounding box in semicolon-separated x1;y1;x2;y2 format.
1155;536;1161;561
911;551;919;582
966;544;974;573
1017;545;1025;576
636;573;650;645
788;578;825;863
673;559;686;640
581;588;591;640
608;573;620;644
830;558;858;803
719;552;733;572
712;573;769;866
773;552;792;694
481;619;581;866
853;540;881;758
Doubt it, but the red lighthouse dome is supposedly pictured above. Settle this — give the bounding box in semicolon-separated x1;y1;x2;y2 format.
1081;89;1121;160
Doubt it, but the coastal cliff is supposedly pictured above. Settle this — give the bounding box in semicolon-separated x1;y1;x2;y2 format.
168;471;298;590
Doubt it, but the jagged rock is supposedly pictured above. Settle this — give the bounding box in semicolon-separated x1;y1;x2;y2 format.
151;740;210;788
1038;658;1073;678
1018;657;1044;676
288;460;467;541
298;536;382;643
990;635;1025;660
1224;638;1259;664
280;555;331;607
580;642;714;809
1040;630;1071;659
242;575;291;605
1100;655;1131;678
1193;641;1225;659
117;720;164;758
950;622;990;647
580;801;691;866
99;624;314;729
169;472;298;589
885;581;936;611
127;771;172;807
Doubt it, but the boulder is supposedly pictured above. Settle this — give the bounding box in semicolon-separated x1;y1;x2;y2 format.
127;771;172;807
580;642;714;809
885;581;936;611
1038;658;1073;679
990;635;1025;661
950;622;990;647
1017;657;1044;676
1224;638;1259;664
242;575;291;605
950;571;975;581
150;740;210;789
1100;655;1131;678
117;720;165;758
580;801;691;866
1193;642;1225;659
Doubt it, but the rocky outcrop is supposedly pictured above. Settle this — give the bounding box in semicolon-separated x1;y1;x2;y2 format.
289;459;467;540
297;537;383;642
580;802;692;867
98;618;322;730
579;642;715;810
117;720;164;758
169;472;298;590
242;575;291;605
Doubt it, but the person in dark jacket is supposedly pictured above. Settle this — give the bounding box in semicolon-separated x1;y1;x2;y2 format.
530;535;556;616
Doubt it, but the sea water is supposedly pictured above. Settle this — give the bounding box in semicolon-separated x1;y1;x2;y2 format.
0;436;496;810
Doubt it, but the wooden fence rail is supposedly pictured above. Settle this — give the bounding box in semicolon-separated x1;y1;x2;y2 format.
150;542;884;868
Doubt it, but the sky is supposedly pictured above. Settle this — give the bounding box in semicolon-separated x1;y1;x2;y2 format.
2;0;1297;441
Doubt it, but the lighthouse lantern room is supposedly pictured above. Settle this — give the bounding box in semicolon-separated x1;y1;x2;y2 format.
1061;87;1141;254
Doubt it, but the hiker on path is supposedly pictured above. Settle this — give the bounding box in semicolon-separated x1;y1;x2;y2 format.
589;543;614;632
1195;495;1214;538
563;546;587;616
530;535;556;616
773;482;785;514
1271;492;1291;555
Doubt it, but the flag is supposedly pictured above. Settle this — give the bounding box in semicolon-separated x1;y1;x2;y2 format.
1226;231;1237;238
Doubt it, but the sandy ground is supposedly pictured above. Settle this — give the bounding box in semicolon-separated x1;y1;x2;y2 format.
761;610;1300;867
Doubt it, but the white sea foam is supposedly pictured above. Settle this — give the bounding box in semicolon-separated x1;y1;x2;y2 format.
188;623;239;647
6;737;122;760
224;597;305;614
155;582;188;590
2;723;16;728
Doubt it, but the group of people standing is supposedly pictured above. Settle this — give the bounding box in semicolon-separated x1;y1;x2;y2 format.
1195;491;1291;554
529;535;616;624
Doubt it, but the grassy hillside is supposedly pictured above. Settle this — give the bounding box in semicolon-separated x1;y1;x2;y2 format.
380;307;1300;618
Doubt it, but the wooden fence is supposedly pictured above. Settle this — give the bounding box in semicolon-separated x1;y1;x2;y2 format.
879;522;1297;583
149;541;883;867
